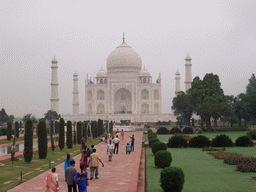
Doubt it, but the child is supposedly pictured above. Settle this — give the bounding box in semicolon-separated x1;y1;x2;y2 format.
126;143;131;154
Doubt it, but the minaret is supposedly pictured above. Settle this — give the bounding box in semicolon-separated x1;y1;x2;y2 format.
175;70;181;94
50;56;59;113
73;71;79;115
185;53;192;92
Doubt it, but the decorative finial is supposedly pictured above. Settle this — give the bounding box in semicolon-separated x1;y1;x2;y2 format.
123;32;125;43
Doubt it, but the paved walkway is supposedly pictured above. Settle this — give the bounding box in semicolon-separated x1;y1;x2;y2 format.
8;131;143;192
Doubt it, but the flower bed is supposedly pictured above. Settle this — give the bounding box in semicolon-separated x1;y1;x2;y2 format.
237;162;256;172
207;151;242;160
202;147;225;151
224;157;256;165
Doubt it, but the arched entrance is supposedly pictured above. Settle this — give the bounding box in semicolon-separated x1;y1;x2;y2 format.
114;88;132;114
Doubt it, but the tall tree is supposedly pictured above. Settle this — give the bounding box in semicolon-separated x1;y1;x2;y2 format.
246;74;256;95
83;121;88;140
38;119;47;159
7;122;12;140
66;121;72;149
59;118;65;150
22;114;38;123
73;122;77;145
234;93;250;127
0;108;9;124
172;91;193;126
15;121;19;138
50;120;55;152
54;121;59;134
9;115;15;123
77;121;82;144
24;119;33;163
189;73;227;131
44;110;61;122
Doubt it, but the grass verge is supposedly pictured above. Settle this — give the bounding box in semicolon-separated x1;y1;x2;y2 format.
0;137;100;192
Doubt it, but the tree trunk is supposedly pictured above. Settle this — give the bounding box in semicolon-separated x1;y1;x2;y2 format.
214;118;217;132
238;118;242;127
206;117;211;132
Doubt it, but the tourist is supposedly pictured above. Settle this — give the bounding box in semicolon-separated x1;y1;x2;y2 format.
107;139;114;161
104;130;108;143
129;135;135;152
64;154;74;175
81;136;86;149
121;129;124;140
126;143;131;154
88;145;94;155
45;167;59;192
113;135;120;154
116;128;119;133
65;160;77;192
74;165;89;192
88;149;104;180
80;146;89;170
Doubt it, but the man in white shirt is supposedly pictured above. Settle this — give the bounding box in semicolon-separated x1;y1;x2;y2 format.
112;135;120;154
107;140;114;161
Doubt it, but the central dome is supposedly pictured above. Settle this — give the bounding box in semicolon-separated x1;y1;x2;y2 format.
107;41;142;71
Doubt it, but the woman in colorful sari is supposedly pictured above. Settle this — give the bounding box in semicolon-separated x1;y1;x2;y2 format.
45;167;59;192
64;154;74;175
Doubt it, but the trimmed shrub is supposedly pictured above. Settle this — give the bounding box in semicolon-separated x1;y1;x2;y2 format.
15;121;19;138
152;142;167;155
160;167;185;192
170;127;181;134
24;119;33;163
189;135;210;148
157;127;170;134
235;136;253;147
7;122;12;140
147;129;153;134
155;150;172;168
182;127;194;134
148;132;157;140
59;118;65;150
167;136;187;148
38;119;47;159
66;121;72;149
247;129;256;140
211;134;233;147
149;137;160;148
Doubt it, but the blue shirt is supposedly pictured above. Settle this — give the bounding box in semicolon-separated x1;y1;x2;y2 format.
89;148;94;154
74;172;88;192
126;145;131;152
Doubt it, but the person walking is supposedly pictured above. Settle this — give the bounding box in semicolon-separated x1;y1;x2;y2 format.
113;135;120;154
45;167;59;192
64;154;74;175
121;129;124;140
88;149;104;180
74;165;89;192
129;135;135;152
65;160;77;192
107;139;114;161
80;136;86;149
88;145;94;155
80;146;89;169
104;131;108;143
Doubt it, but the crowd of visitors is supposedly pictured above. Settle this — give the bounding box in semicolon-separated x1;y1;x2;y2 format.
46;129;135;192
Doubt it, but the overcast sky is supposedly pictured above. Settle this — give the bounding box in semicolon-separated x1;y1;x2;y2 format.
1;0;255;118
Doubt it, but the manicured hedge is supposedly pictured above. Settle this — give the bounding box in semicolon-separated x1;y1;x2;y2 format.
160;167;185;192
152;142;167;155
211;134;233;147
149;138;160;148
182;127;194;134
235;136;253;147
155;150;172;168
167;136;187;148
157;127;169;134
170;127;181;134
189;135;210;148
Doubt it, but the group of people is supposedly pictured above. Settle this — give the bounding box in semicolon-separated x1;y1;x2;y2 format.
45;131;135;192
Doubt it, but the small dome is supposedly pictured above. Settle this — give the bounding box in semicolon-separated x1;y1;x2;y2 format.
107;41;142;71
96;67;107;77
139;67;150;76
52;56;57;62
185;53;192;60
175;70;180;75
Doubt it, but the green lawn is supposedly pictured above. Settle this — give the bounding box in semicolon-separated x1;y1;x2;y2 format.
0;137;100;192
146;147;256;192
145;131;247;142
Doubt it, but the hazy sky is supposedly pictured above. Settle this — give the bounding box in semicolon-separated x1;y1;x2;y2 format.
1;0;255;118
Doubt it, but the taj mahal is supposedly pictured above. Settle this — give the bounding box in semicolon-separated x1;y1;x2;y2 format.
50;35;193;123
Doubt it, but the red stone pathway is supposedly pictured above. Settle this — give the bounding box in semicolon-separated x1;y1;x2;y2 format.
8;131;143;192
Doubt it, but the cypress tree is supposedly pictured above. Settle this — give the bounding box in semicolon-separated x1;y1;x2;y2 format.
50;120;55;152
77;121;82;144
15;121;19;138
55;121;59;134
106;121;109;133
83;121;88;140
110;121;113;133
38;119;47;159
59;118;65;150
24;119;33;163
74;122;77;144
7;122;12;140
92;121;97;138
98;119;104;136
66;121;72;149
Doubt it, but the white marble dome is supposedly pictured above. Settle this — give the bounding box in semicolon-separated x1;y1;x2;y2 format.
107;41;142;71
96;67;107;77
